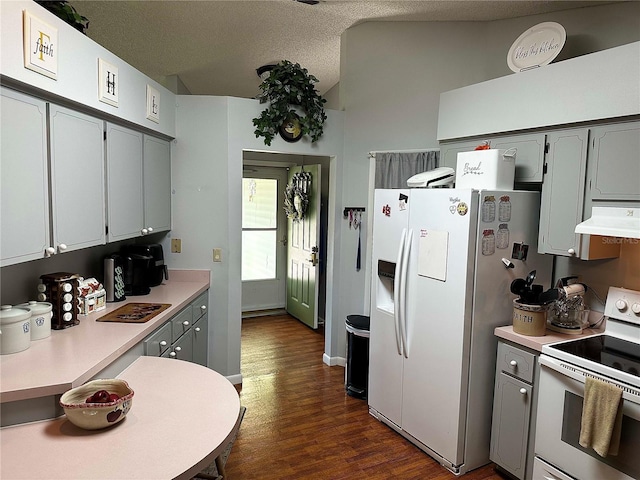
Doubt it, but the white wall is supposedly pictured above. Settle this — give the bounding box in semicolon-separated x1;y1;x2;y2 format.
0;1;175;137
340;2;640;326
170;95;344;378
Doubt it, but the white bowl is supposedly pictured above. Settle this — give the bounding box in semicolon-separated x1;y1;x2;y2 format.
60;379;134;430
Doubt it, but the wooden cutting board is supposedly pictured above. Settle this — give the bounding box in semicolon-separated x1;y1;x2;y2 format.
96;303;171;323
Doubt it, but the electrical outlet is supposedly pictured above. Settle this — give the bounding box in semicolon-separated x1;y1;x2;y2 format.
213;248;222;262
171;238;182;253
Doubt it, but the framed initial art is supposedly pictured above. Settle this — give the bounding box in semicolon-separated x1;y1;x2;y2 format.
98;58;119;107
23;10;58;79
146;85;160;123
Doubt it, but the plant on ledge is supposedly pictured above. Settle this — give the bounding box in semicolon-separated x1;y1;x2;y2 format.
253;60;327;146
36;1;89;34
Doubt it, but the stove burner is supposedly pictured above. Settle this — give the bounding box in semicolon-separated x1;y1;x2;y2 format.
548;334;640;378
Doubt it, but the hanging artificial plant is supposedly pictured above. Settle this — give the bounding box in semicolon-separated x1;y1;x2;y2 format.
253;60;327;146
36;1;89;34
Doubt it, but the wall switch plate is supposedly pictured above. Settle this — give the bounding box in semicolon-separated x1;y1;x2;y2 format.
213;248;222;262
171;238;182;253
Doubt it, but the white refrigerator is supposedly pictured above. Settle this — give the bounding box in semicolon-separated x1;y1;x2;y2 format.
368;188;552;475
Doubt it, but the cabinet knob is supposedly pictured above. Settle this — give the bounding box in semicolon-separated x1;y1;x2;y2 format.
147;227;154;233
175;346;182;352
183;320;190;327
510;360;517;367
200;305;207;312
160;340;167;347
169;351;177;358
567;248;576;255
45;247;56;256
141;228;148;235
195;327;201;333
58;243;68;252
520;388;527;395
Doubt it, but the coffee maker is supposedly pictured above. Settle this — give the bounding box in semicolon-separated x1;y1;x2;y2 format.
123;244;168;287
121;251;153;296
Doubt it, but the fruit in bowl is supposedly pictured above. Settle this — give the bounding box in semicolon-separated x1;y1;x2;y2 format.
60;379;134;430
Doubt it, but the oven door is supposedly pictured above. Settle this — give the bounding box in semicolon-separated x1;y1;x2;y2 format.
535;355;640;480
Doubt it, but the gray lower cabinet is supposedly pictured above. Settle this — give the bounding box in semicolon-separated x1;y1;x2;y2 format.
144;290;209;367
490;340;539;480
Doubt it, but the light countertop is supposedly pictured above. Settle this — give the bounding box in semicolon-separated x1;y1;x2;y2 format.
0;270;210;403
0;356;240;480
495;324;604;352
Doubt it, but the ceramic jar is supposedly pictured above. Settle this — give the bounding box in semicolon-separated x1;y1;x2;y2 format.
0;305;32;354
17;301;52;340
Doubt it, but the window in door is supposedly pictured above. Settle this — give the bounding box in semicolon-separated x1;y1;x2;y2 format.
242;178;278;281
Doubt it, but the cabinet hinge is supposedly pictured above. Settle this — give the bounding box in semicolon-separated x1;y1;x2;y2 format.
105;225;109;235
104;131;107;141
543;163;548;175
544;143;550;154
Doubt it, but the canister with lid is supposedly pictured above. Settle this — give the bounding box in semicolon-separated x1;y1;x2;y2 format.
0;305;32;354
17;301;52;340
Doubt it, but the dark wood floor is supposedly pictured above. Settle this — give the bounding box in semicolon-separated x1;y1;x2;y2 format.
224;314;509;480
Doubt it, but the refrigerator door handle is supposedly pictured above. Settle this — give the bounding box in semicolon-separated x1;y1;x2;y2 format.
400;229;412;358
393;228;407;356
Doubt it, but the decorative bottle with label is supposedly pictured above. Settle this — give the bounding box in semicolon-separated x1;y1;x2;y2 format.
482;195;496;223
496;224;510;249
498;195;511;222
482;229;496;256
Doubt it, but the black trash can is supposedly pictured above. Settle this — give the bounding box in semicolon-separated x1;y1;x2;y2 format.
345;314;370;399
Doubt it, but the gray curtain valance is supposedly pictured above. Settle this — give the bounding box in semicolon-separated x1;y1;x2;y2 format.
374;150;439;189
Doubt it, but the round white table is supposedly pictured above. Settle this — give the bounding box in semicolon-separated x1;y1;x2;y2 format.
0;356;240;479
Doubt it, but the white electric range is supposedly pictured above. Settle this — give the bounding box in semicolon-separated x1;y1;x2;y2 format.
534;287;640;480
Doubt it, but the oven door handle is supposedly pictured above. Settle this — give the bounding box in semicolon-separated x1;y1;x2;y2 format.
540;354;640;402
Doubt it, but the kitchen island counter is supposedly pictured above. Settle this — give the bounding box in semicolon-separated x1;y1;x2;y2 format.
0;270;210;404
0;355;240;480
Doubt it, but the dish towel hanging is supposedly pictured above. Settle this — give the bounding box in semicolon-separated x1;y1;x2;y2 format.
579;376;624;457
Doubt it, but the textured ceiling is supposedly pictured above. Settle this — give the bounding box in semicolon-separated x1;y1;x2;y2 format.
70;0;615;98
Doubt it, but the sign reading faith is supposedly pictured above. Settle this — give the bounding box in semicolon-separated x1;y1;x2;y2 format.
23;10;58;79
98;59;119;107
507;22;566;73
146;85;160;123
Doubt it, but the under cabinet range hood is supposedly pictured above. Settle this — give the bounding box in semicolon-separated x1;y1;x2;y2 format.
575;207;640;239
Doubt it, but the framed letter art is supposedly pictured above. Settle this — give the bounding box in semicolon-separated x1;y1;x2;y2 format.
98;59;119;106
146;85;160;123
23;10;58;79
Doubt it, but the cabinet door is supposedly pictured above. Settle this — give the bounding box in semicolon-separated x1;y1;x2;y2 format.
49;105;105;253
492;133;546;183
169;329;193;362
192;315;209;367
0;88;50;266
439;140;479;170
587;122;640;202
538;129;589;257
106;123;144;242
143;135;171;233
490;373;532;480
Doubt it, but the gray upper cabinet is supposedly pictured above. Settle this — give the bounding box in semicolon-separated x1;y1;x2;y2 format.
538;128;589;257
439;133;546;184
0;89;50;266
49;105;105;254
106;123;144;242
586;122;640;202
143;136;172;234
491;134;546;183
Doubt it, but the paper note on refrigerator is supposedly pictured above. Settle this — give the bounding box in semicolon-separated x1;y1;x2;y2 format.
417;230;449;281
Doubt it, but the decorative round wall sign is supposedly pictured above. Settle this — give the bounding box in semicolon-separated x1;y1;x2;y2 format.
507;22;566;72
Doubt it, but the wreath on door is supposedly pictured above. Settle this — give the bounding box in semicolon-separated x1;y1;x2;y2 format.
284;171;312;221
